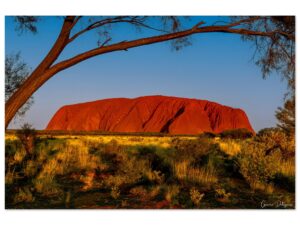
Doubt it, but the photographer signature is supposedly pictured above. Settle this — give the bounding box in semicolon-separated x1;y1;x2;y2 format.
261;200;293;208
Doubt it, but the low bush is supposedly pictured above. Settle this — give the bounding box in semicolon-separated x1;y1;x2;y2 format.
189;187;204;207
256;127;295;158
170;138;212;162
198;132;217;138
236;141;278;189
220;128;254;139
16;123;37;155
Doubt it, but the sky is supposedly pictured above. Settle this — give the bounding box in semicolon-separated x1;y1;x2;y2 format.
5;16;287;132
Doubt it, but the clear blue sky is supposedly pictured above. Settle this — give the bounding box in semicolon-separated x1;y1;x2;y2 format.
5;16;287;131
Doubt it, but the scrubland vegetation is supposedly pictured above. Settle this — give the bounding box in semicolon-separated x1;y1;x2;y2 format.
5;128;295;209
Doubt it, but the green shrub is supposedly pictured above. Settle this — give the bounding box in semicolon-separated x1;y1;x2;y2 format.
170;138;212;162
220;128;254;139
256;127;295;158
236;141;278;188
198;132;217;138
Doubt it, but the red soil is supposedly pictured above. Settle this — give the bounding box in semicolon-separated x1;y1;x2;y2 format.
46;95;254;134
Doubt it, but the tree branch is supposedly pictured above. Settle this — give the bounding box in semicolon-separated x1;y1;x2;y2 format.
53;24;283;74
68;16;129;43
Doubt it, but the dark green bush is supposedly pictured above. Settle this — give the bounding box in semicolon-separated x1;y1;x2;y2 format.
198;132;217;138
272;173;295;193
170;138;212;162
219;128;254;139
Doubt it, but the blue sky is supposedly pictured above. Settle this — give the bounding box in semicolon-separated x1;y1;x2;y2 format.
5;16;287;131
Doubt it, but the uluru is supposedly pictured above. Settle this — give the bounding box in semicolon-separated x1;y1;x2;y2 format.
46;95;254;134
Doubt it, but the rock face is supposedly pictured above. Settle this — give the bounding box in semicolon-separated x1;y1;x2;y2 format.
46;95;254;134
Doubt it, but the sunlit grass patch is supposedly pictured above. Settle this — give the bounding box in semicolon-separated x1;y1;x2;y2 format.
173;160;218;186
218;140;241;156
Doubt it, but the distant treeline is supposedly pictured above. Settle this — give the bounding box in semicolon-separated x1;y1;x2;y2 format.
5;129;198;137
6;128;255;139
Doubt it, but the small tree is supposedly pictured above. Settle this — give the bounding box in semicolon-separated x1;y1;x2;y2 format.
5;53;34;120
16;123;37;155
276;97;295;136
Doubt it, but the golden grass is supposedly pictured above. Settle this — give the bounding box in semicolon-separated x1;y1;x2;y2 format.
32;139;103;195
277;159;295;177
5;133;197;149
218;140;241;156
173;160;218;185
149;186;161;199
13;148;26;163
5;134;18;140
249;181;275;194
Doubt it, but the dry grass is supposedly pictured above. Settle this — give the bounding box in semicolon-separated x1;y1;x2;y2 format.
277;158;295;177
149;186;161;199
129;186;148;199
173;160;218;185
6;133;197;149
31;139;104;195
249;181;275;194
165;185;180;202
218;140;241;156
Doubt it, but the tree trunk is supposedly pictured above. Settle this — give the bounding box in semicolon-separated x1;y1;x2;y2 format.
5;16;75;128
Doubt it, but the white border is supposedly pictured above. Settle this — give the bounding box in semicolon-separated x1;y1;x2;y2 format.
1;0;299;225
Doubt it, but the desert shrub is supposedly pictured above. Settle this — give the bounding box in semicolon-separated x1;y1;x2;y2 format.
102;146;152;188
33;176;62;196
105;175;128;187
80;171;96;191
171;139;221;186
134;146;173;181
5;139;23;157
193;144;237;178
198;132;217;138
129;137;144;142
256;127;295;158
170;138;212;162
215;188;231;203
110;186;120;199
189;187;204;207
129;186;148;199
146;170;165;184
148;185;162;199
118;157;150;185
5;168;15;185
164;185;180;202
219;128;254;139
16;123;37;155
13;187;35;204
236;141;278;189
